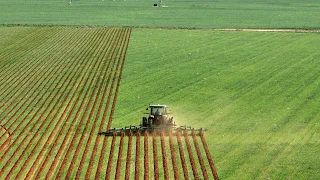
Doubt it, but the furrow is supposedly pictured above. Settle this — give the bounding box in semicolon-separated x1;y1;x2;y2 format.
184;132;199;180
0;29;94;175
153;132;159;180
134;132;141;180
169;132;180;180
29;28;102;179
55;28;115;179
115;132;125;180
105;133;117;180
124;132;133;180
177;131;189;180
3;28;86;180
200;133;219;180
0;28;79;142
42;28;108;180
192;132;209;180
161;131;169;180
75;28;129;179
144;131;149;180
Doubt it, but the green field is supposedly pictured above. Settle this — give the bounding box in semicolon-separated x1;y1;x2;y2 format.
113;28;320;179
1;0;320;179
1;0;320;29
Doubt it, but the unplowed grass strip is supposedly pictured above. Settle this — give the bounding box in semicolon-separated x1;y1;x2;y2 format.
192;132;209;180
125;132;133;180
200;133;219;180
169;132;180;180
177;132;189;180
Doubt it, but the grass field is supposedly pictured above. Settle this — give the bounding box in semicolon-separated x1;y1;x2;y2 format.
0;0;320;29
113;28;320;179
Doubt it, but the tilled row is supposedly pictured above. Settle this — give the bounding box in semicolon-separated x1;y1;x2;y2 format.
104;132;219;180
0;27;132;179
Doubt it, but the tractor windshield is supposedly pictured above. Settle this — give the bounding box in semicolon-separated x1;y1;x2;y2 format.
151;107;164;115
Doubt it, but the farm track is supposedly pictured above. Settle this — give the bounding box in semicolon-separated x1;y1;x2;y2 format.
0;26;219;179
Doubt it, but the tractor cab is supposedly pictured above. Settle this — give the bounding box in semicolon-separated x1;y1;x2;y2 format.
142;105;173;127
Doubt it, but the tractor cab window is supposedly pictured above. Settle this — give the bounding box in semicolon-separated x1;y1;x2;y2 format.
151;107;164;115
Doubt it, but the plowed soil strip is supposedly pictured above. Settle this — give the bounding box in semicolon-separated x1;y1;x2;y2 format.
0;29;58;99
92;28;124;179
184;132;199;180
0;126;10;152
0;29;76;128
160;132;169;180
0;29;76;142
0;29;93;177
115;132;125;180
144;131;149;180
192;132;209;180
0;28;59;82
134;132;141;180
177;132;189;180
54;28;115;180
76;28;128;179
153;132;159;180
83;28;119;179
200;133;219;180
125;132;133;180
24;29;97;180
33;28;103;179
105;133;117;180
67;28;121;179
95;28;132;179
44;29;108;180
2;29;86;179
168;132;180;180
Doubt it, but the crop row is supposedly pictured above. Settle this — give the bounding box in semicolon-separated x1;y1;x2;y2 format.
0;27;132;179
102;132;219;179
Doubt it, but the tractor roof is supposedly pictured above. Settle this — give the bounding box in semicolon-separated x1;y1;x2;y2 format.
149;104;167;108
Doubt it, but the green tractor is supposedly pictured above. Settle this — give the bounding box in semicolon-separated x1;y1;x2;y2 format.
100;104;206;136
